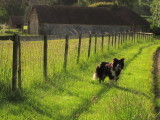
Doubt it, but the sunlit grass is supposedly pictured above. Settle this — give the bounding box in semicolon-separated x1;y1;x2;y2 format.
0;34;157;119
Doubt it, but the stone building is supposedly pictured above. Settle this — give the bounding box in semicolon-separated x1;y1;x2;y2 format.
27;5;149;35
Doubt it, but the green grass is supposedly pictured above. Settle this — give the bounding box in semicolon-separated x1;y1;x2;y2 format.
0;35;159;119
0;29;23;36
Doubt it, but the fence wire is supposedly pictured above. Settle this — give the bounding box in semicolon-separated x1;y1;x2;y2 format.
0;41;13;93
20;36;43;88
48;36;65;76
0;33;154;91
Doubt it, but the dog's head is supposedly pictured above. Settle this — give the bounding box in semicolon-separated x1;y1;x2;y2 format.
113;58;125;71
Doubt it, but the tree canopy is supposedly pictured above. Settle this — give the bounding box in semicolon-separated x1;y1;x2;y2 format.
0;0;25;23
151;0;160;27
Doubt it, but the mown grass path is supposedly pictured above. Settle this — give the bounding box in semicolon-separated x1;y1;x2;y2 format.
0;40;160;120
66;43;157;120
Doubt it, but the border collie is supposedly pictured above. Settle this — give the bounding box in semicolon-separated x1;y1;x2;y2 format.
93;58;125;83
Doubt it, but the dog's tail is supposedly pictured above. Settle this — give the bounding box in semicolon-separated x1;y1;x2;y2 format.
93;66;101;80
93;73;98;80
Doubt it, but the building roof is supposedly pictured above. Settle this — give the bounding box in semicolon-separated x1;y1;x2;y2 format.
29;5;148;26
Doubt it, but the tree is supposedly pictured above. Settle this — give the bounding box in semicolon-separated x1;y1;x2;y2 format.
0;8;7;23
115;0;139;8
0;0;25;23
50;0;77;5
5;0;25;16
151;0;160;27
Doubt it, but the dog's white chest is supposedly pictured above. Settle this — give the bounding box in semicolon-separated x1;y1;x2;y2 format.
111;70;118;80
111;70;116;76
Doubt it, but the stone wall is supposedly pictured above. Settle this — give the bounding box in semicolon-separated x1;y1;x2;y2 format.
38;24;142;35
29;9;39;35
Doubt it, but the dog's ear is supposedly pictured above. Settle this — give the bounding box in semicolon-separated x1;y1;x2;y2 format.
113;58;118;61
121;58;125;61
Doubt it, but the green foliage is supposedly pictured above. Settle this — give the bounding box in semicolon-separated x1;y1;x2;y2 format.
77;0;139;7
115;0;138;8
5;29;23;35
133;3;151;16
50;0;77;5
5;0;25;16
88;2;116;7
150;0;160;27
150;25;160;35
0;0;25;24
0;8;7;23
0;29;23;35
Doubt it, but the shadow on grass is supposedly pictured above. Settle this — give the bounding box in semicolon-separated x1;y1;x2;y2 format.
62;83;113;120
0;95;62;119
112;85;150;99
124;43;156;68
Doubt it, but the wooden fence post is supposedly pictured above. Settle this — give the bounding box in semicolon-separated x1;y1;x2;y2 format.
134;32;136;42
137;33;139;42
123;32;125;43
12;34;19;92
94;34;97;54
131;32;134;43
108;33;110;51
115;33;117;48
43;34;48;80
63;35;69;70
118;32;120;48
77;34;82;64
18;35;22;90
143;33;145;41
112;33;114;47
128;32;131;42
125;32;127;42
88;34;92;58
121;32;123;45
101;34;104;51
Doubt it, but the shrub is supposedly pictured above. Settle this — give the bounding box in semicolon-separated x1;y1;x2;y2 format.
150;25;160;35
88;2;117;7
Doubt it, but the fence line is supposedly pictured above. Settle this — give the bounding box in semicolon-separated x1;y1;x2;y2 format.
0;32;154;93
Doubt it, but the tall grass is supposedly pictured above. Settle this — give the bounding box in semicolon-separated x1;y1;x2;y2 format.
0;41;13;97
0;34;157;119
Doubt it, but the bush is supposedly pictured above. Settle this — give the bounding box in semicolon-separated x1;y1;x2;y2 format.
88;2;116;7
5;29;22;35
150;25;160;35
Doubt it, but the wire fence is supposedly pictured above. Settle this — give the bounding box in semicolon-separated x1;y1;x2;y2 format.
0;32;154;92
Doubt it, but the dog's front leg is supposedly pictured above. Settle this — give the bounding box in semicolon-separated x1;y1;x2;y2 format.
109;80;114;85
114;76;119;84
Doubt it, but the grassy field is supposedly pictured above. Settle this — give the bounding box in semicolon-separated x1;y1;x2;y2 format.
0;35;159;120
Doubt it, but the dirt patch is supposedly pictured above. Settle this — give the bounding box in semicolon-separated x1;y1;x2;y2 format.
153;47;160;119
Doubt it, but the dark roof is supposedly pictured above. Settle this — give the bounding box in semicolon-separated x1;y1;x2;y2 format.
111;7;148;26
29;5;148;26
9;16;24;25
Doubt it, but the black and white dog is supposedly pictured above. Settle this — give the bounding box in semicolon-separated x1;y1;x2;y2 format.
93;58;125;83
